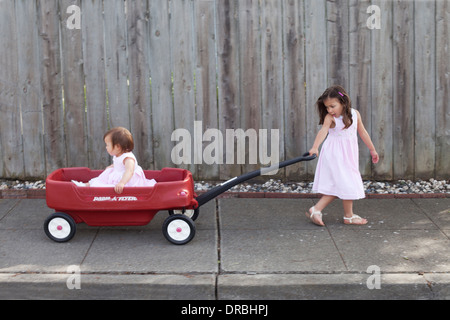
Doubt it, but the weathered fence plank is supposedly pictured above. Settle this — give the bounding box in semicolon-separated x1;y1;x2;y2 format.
414;0;436;179
238;0;261;176
83;0;108;169
304;0;327;177
393;0;415;180
126;0;153;170
327;0;350;89
149;0;174;172
349;0;372;178
193;0;219;180
0;0;23;177
261;0;284;179
435;0;450;180
104;0;130;129
371;0;393;180
38;0;67;174
216;0;241;180
283;0;307;180
59;0;89;168
15;0;45;178
171;0;197;175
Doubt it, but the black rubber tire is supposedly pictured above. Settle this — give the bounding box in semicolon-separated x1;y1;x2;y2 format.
44;212;77;243
162;214;196;245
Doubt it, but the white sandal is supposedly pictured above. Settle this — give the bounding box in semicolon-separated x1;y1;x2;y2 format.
343;214;367;225
306;206;324;226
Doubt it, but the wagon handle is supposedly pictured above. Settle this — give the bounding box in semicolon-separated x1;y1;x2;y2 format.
195;152;316;207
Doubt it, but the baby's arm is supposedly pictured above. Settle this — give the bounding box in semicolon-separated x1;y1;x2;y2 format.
355;110;379;163
114;157;135;194
309;114;334;156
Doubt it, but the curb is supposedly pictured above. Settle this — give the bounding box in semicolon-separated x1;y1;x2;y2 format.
217;273;450;300
0;273;216;300
0;189;449;200
1;272;448;300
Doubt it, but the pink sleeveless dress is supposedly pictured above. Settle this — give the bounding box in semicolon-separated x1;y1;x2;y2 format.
312;108;365;200
89;152;156;187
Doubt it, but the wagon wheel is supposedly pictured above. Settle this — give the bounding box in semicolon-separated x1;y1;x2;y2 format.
168;208;199;221
162;214;196;245
44;212;76;243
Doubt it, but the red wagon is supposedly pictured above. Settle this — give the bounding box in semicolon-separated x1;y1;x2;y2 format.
44;167;199;245
44;153;315;245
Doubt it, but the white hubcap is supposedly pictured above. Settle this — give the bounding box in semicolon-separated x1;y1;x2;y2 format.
167;219;191;241
48;217;71;239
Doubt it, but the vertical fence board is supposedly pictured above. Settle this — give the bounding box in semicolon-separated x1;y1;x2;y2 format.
216;0;241;179
393;0;415;179
238;0;261;175
38;0;67;174
194;0;219;180
435;0;450;179
126;0;153;170
149;0;174;172
82;0;108;169
283;0;307;180
261;0;284;178
349;0;372;178
60;0;88;168
371;0;393;180
305;0;327;177
15;0;46;178
414;0;436;179
171;0;197;174
327;0;349;89
104;0;130;129
0;0;23;178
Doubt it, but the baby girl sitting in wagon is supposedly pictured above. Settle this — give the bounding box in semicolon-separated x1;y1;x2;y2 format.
72;127;156;194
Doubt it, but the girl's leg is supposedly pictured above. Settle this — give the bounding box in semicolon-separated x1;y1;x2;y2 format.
342;200;367;225
72;180;88;187
315;195;336;212
342;199;353;217
306;195;336;226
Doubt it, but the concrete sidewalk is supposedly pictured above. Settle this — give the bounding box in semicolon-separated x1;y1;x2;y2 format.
0;197;449;299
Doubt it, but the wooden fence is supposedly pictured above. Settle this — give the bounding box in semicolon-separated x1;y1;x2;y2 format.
0;0;449;181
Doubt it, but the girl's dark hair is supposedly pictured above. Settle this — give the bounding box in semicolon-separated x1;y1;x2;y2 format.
316;85;353;129
104;127;134;152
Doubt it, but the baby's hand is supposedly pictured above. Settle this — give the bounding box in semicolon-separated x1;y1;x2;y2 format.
370;150;379;164
115;182;125;194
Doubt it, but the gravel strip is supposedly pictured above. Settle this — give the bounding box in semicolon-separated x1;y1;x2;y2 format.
198;179;450;195
1;178;449;195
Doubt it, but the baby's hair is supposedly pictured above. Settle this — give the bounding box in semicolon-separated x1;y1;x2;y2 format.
316;85;353;129
104;127;134;152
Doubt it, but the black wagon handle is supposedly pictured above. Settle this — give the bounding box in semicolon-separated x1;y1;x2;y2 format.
195;152;316;207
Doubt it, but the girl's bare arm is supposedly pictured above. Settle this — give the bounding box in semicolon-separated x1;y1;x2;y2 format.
115;157;135;194
355;110;379;163
309;114;334;156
